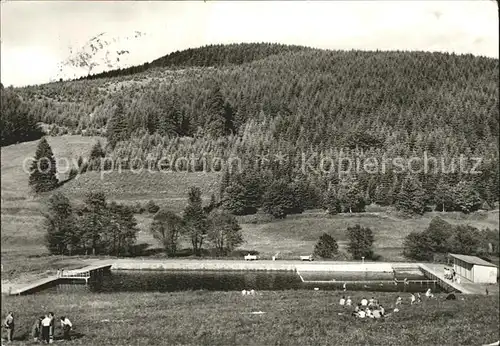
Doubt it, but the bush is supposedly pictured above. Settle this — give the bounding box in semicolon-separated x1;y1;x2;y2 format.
313;233;339;259
146;200;160;214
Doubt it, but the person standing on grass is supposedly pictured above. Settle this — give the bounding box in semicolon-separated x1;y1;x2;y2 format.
361;297;368;306
41;314;51;343
32;316;43;342
3;311;14;343
48;312;55;343
346;296;352;306
60;316;73;340
410;293;416;305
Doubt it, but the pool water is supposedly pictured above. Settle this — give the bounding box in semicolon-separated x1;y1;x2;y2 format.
42;269;443;294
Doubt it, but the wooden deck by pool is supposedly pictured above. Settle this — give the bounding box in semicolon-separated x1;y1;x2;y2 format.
8;264;112;296
419;263;475;294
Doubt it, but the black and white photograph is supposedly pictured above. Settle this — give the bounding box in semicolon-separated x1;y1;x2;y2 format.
1;1;499;345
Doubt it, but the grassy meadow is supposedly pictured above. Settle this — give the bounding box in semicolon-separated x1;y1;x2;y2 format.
1;291;499;345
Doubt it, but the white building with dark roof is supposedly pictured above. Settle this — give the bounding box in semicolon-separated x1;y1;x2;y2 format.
449;253;498;284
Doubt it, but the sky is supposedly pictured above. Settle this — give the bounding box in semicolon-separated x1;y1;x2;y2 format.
1;1;498;87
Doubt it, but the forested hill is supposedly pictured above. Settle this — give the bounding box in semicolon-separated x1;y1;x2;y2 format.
84;43;314;80
3;43;499;210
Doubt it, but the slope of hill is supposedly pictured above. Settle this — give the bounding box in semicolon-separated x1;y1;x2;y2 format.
15;45;498;147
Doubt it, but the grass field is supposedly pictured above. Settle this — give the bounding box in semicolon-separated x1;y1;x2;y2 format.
1;291;499;345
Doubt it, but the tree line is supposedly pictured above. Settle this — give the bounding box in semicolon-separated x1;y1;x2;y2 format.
403;217;499;261
28;136;496;219
1;84;44;146
45;191;138;256
43;186;243;257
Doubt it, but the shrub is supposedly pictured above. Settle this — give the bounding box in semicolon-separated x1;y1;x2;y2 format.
313;233;339;259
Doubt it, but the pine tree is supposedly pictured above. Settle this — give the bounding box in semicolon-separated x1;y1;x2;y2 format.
106;102;128;149
223;181;250;215
347;224;374;259
433;178;454;212
223;101;236;134
338;176;366;213
323;189;342;215
219;168;231;201
373;173;394;206
89;140;106;160
28;137;59;193
452;181;482;214
205;87;227;137
395;175;426;215
262;180;296;218
222;172;262;215
88;140;106;171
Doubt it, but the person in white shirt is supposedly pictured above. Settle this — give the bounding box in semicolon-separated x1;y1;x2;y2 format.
60;316;73;340
410;293;416;305
372;309;382;319
366;308;374;318
368;297;375;306
41;315;51;343
357;309;366;318
339;296;346;306
425;288;433;299
346;296;352;306
360;297;368;306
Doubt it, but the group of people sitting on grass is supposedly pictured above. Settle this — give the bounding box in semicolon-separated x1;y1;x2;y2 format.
2;311;72;344
339;296;386;319
339;288;436;319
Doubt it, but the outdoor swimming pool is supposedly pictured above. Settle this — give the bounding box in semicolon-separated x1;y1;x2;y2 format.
43;269;443;294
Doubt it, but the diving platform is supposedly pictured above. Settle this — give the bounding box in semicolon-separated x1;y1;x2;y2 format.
8;264;112;296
